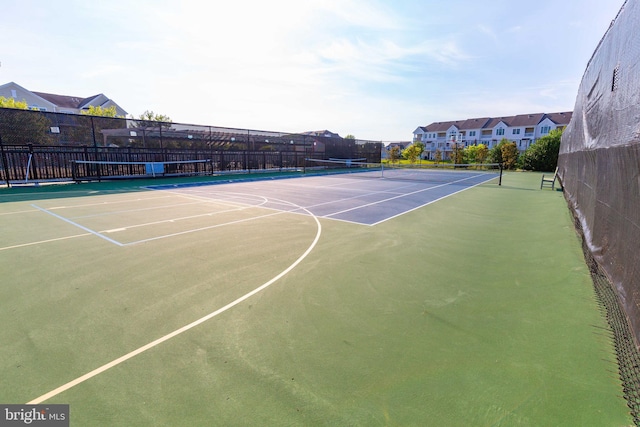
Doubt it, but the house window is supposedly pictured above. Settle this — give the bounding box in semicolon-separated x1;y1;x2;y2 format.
512;129;520;135
540;126;551;134
11;90;17;98
469;131;476;137
496;128;505;136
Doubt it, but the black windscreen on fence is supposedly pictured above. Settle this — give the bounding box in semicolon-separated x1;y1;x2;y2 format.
559;1;640;418
559;0;640;344
0;109;382;184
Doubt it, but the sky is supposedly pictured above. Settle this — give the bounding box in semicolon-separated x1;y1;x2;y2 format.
1;0;625;141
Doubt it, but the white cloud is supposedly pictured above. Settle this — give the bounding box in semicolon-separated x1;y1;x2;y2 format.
0;0;624;140
476;25;498;42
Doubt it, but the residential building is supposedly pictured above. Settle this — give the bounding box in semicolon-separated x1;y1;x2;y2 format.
413;111;572;160
303;130;341;138
0;81;127;116
382;142;410;159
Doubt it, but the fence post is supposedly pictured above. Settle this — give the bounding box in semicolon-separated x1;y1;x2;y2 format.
0;134;11;187
90;116;101;181
27;143;38;181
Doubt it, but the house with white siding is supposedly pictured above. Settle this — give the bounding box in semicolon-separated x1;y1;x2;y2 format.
0;82;127;116
413;111;571;160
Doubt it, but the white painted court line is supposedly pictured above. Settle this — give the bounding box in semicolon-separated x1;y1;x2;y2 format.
0;233;92;251
0;190;101;199
98;203;266;234
29;191;281;247
164;189;270;210
68;200;205;219
122;209;289;246
371;176;498;226
43;194;175;211
28;197;322;404
31;204;124;247
0;208;40;216
64;191;269;221
324;174;496;220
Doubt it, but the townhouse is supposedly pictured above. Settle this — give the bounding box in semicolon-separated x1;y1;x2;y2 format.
0;81;127;116
413;111;572;160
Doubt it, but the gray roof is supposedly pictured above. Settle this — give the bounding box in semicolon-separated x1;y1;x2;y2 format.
421;111;572;131
545;111;572;125
32;91;99;109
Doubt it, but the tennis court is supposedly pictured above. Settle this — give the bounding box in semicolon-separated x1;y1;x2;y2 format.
0;170;631;425
149;165;500;226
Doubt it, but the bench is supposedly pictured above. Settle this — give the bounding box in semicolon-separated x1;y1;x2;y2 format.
540;167;560;190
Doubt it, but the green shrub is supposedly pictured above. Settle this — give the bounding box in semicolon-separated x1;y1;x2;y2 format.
521;129;562;172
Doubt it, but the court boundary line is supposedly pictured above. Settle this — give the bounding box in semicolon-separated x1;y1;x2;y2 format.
27;196;322;404
68;200;205;219
29;193;277;247
0;208;39;216
0;233;92;251
371;177;496;226
31;204;125;247
160;173;498;227
323;173;497;222
42;194;175;211
122;209;288;246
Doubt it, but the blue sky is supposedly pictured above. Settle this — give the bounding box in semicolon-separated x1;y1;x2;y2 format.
1;0;624;141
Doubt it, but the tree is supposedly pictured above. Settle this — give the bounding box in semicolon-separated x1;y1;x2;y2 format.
134;110;172;129
475;144;488;164
0;96;28;110
464;144;478;163
413;142;425;160
463;143;489;164
520;129;563;172
402;143;424;164
500;140;519;169
388;146;401;163
81;105;120;117
130;110;173;148
489;139;519;169
0;108;53;144
0;97;53;144
450;142;464;164
344;134;356;140
488;139;507;164
434;149;442;164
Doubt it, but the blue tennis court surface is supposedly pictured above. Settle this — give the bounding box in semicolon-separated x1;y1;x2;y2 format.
151;170;500;226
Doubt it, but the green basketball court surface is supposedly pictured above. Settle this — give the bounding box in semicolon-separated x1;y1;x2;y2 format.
0;171;631;426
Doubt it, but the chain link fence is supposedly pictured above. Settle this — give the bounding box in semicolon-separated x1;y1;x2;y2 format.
0;108;383;184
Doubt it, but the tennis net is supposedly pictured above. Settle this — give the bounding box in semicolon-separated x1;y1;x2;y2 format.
305;158;503;185
71;159;214;181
